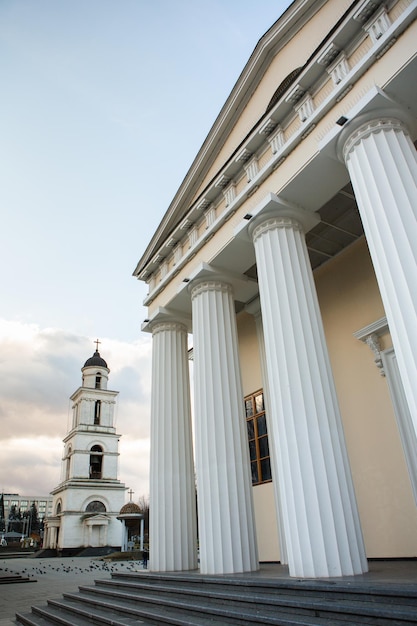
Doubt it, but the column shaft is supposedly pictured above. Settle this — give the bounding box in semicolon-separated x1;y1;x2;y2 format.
343;118;417;432
250;210;367;578
191;279;258;574
149;321;197;571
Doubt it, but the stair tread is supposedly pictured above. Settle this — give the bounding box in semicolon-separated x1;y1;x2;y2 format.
21;602;143;626
98;576;417;604
112;571;417;599
43;593;368;626
77;580;417;619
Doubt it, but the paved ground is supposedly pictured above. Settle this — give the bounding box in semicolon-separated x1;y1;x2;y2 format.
0;555;148;624
1;556;416;625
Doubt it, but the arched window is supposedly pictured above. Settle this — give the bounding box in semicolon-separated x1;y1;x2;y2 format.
85;500;106;513
95;373;101;389
266;67;303;112
89;445;103;479
56;502;62;515
94;400;101;425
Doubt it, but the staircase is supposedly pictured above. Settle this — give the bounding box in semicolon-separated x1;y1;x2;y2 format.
15;570;417;625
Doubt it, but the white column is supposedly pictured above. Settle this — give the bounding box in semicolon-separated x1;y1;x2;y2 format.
190;278;258;574
121;521;128;552
149;320;197;571
249;204;368;578
43;525;49;548
102;522;108;547
140;518;144;551
49;526;56;549
341;117;417;434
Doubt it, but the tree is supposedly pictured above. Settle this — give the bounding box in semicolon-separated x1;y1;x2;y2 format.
137;495;149;542
29;502;40;533
8;505;23;533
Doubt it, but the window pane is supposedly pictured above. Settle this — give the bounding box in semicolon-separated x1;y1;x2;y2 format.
245;399;253;417
261;458;272;481
245;389;272;486
259;436;269;458
255;393;264;413
249;440;257;461
251;461;259;484
257;414;268;436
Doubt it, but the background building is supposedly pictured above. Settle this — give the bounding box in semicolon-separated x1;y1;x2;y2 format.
135;0;417;578
2;494;53;523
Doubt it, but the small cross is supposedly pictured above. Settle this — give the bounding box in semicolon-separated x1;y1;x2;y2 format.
94;338;101;352
128;489;134;502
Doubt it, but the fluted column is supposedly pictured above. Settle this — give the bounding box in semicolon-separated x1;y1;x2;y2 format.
190;278;258;574
249;204;368;578
341;117;417;435
149;320;197;571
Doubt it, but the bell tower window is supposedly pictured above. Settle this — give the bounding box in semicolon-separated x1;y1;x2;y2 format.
94;400;101;425
89;445;103;479
65;445;72;480
95;373;101;389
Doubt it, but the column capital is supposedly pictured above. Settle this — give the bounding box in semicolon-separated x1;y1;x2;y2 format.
150;319;188;336
342;117;410;164
143;307;191;334
189;277;233;301
334;93;417;164
248;195;319;243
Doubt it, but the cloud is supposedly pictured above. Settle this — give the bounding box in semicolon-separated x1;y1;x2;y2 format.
0;319;151;499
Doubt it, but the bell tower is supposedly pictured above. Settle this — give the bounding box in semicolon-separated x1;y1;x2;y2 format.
45;341;126;554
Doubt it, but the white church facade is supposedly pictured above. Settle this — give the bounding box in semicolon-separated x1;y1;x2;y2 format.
44;345;126;553
135;0;417;578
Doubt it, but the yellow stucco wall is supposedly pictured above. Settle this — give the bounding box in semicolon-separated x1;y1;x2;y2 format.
315;238;417;558
252;482;281;562
236;238;417;559
237;312;262;395
237;311;280;562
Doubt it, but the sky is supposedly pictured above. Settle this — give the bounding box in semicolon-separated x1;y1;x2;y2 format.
0;0;292;504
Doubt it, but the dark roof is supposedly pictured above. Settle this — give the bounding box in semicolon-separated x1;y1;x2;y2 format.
83;351;108;369
119;502;142;515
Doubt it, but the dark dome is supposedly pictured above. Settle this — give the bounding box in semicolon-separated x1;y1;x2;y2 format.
120;502;141;515
83;351;108;369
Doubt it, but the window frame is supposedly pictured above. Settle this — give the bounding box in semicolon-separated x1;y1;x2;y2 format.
244;390;272;486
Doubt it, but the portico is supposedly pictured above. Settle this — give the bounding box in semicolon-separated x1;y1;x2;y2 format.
136;0;417;579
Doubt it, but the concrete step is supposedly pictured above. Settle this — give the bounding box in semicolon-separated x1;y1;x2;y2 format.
113;570;417;606
16;599;144;626
0;574;34;584
70;579;417;625
15;570;417;626
101;572;417;606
